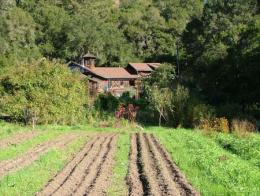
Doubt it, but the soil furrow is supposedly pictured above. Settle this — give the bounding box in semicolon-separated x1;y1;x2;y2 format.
37;134;103;196
85;134;117;195
0;131;39;149
144;133;180;196
37;133;117;196
74;134;116;196
0;133;80;179
128;133;199;196
51;134;111;196
137;133;163;196
127;134;144;196
150;134;199;196
136;133;150;196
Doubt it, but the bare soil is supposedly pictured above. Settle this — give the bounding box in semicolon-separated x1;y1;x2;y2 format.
37;133;117;196
0;133;80;179
0;131;39;149
127;133;199;196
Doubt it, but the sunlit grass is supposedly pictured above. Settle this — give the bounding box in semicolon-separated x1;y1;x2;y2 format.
0;134;89;195
0;130;66;161
108;133;130;196
152;128;260;195
214;132;260;167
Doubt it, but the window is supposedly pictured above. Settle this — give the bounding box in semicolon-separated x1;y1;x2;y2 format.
129;80;135;86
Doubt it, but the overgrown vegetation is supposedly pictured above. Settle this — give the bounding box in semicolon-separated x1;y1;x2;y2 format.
0;60;88;124
214;133;260;167
0;0;259;129
152;127;260;195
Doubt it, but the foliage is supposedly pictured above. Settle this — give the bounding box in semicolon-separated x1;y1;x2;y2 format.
154;128;260;195
187;104;215;127
197;117;229;133
182;0;259;107
143;63;175;126
94;93;119;113
231;119;256;134
115;104;139;122
0;60;88;124
0;0;259;126
146;86;173;126
214;132;260;167
145;63;176;88
169;84;190;127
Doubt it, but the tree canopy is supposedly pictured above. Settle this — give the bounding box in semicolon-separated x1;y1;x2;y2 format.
0;0;259;125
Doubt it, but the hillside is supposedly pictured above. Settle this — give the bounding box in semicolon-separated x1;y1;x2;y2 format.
0;1;259;124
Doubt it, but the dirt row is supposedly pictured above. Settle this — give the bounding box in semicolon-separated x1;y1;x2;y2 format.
0;131;39;149
127;133;199;196
0;133;81;179
37;133;117;196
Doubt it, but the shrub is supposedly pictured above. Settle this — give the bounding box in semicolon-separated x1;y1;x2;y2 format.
217;103;243;120
169;84;190;127
94;93;119;112
0;60;88;124
191;104;216;128
212;117;229;133
196;117;229;133
231;119;256;134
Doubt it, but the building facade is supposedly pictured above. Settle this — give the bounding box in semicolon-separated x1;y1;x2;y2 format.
69;53;161;97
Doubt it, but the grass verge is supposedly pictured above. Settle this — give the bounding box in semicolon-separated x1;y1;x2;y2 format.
108;133;130;196
0;121;28;140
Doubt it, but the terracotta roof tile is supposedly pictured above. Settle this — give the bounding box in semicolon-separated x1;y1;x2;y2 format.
90;67;138;79
148;63;161;69
129;63;153;72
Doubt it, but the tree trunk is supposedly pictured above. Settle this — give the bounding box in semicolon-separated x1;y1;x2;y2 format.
159;113;162;127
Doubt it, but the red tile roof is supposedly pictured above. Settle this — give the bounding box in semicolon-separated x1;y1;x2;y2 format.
148;63;161;69
90;67;138;79
129;63;153;72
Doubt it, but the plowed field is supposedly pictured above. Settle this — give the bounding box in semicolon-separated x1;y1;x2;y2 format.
36;133;197;196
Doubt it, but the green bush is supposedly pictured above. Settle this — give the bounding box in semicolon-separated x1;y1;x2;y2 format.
0;60;88;124
186;102;216;129
94;93;119;113
169;84;190;127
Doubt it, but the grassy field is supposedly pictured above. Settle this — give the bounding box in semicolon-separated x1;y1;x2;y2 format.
0;136;89;195
147;127;260;195
214;133;260;167
0;122;259;195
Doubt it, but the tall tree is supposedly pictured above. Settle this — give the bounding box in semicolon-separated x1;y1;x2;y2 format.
182;0;259;105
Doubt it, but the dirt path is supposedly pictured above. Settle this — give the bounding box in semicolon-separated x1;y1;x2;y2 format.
0;133;80;179
127;133;199;196
37;133;118;196
0;131;39;149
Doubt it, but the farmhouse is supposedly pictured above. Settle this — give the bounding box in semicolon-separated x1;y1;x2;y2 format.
69;53;161;97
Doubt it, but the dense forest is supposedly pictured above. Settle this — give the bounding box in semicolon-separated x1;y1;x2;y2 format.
0;0;259;129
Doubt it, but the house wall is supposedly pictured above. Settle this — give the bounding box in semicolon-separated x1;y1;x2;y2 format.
110;80;130;89
91;79;136;97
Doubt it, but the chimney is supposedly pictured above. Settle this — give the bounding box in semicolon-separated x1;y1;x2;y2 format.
82;52;96;69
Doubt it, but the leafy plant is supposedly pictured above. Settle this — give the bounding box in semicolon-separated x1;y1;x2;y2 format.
0;60;88;124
